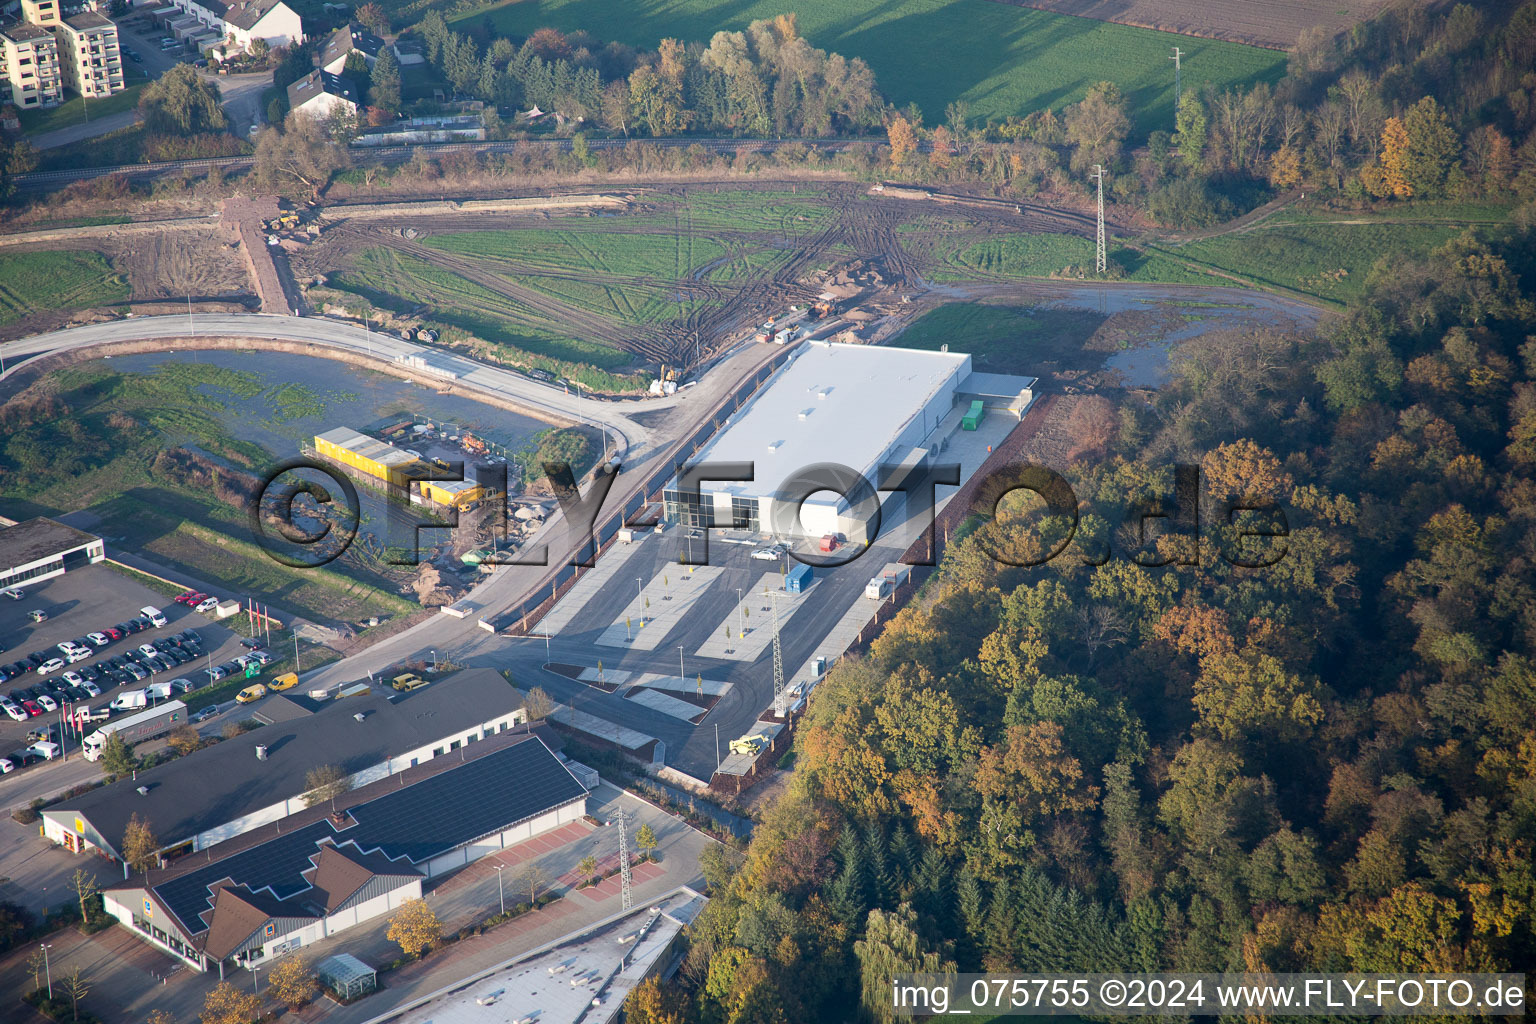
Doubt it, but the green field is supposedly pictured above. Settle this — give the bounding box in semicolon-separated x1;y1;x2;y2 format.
462;0;1284;128
935;207;1496;306
0;250;129;326
19;78;147;136
897;301;1107;374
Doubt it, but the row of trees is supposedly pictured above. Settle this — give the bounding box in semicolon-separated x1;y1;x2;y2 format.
412;14;883;137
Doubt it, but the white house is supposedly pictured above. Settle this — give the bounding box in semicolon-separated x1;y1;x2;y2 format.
286;67;357;119
318;21;381;74
162;0;302;54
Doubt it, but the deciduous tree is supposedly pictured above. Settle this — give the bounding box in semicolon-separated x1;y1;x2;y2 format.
267;954;318;1010
303;764;352;807
387;898;440;959
139;64;226;137
122;814;159;875
886;115;916;165
200;981;260;1024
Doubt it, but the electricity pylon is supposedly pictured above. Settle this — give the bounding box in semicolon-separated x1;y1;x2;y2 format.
616;811;633;910
1171;46;1184;109
769;589;787;716
1091;164;1107;275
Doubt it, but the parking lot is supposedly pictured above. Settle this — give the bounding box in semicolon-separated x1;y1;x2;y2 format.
0;565;255;770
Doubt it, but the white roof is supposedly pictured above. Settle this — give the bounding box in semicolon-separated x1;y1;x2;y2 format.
689;341;969;501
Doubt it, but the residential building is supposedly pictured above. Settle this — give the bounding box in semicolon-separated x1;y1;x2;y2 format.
55;11;122;98
41;668;532;862
317;21;381;75
0;23;63;108
0;517;104;591
102;732;588;974
161;0;302;54
285;68;357;120
20;0;62;27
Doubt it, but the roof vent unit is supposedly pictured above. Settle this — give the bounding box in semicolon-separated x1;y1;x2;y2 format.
798;409;812;421
817;388;831;400
137;786;149;796
354;713;366;722
255;744;268;761
767;440;783;452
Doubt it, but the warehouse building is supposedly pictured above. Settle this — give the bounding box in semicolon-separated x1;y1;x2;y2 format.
102;733;587;975
663;341;974;542
314;426;424;489
419;477;487;508
42;669;531;864
0;517;104;591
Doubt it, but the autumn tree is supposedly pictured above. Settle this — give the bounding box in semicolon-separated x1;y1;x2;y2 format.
200;981;260;1024
61;968;89;1021
1173;92;1208;165
625;977;690;1024
139;64;226;137
146;1012;177;1024
71;869;98;926
303;764;352;808
167;725;202;757
1064;81;1129;172
355;1;387;33
387;898;440;959
577;854;597;885
254;112;350;198
929;124;954;169
886;114;917;165
636;822;659;861
521;686;554;722
267;954;318;1010
518;864;549;905
122;814;159;875
1369;116;1414;198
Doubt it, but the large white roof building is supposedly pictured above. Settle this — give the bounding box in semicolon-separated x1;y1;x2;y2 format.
664;341;972;542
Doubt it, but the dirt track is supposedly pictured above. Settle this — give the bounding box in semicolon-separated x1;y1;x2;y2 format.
988;0;1389;48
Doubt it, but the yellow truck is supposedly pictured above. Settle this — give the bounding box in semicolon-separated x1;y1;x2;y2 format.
391;673;429;692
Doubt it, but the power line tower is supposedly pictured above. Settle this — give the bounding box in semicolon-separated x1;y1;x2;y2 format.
1171;47;1185;110
1091;164;1107;275
769;589;787;716
616;811;634;910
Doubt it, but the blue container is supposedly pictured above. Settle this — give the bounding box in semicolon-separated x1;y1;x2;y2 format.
785;563;813;594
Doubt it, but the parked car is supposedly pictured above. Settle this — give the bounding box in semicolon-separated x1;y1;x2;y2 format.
1;587;23;600
86;632;111;646
169;677;196;694
37;658;64;675
204;666;226;682
239;638;264;650
138;644;159;658
27;610;46;623
2;703;26;723
63;648;90;665
251;650;274;666
80;680;101;697
0;758;12;773
751;544;788;560
195;597;220;614
62;671;84;686
33;694;57;713
192;705;219;723
20;700;42;717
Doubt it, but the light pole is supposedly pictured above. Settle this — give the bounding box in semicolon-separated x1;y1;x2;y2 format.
678;646;685;686
715;723;721;772
495;864;506;915
293;632;301;673
252;965;262;993
635;578;643;622
544;633;551;665
736;588;744;638
40;943;52;999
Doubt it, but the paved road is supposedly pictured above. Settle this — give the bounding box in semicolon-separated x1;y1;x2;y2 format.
30;109;142;152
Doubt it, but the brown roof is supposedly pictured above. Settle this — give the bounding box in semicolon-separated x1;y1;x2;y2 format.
203;885;287;960
305;844;386;913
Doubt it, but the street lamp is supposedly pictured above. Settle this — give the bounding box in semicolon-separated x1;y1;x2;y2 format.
678;646;685;686
40;943;52;999
252;965;262;993
736;588;744;639
495;864;506;915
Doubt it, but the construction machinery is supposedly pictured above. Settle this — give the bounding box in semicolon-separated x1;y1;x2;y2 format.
729;733;770;755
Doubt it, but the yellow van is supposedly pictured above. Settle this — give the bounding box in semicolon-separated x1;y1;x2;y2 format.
268;672;299;691
235;684;267;704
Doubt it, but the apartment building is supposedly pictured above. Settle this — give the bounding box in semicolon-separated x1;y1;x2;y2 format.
0;23;63;108
56;11;122;99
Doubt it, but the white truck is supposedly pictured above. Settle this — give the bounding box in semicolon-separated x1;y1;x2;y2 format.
83;701;188;761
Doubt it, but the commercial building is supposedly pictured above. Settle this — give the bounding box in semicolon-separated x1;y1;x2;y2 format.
0;517;104;591
55;11;122;98
102;732;588;975
354;114;486;147
663;341;974;541
286;68;358;120
419;477;486;508
42;669;531;863
314;425;422;489
0;23;62;108
317;21;382;74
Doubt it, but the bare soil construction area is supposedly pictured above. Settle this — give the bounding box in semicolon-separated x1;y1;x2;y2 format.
993;0;1388;48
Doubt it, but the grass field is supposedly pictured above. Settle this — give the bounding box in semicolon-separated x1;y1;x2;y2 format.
937;207;1492;306
461;0;1285;128
335;247;636;367
0;250;128;326
0;363;415;625
897;301;1107;374
18;79;147;136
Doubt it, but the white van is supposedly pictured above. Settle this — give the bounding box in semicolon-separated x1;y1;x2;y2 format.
111;689;149;711
146;680;174;700
140;606;167;627
27;741;60;761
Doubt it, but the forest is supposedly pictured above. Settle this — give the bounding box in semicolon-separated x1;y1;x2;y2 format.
623;190;1536;1024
